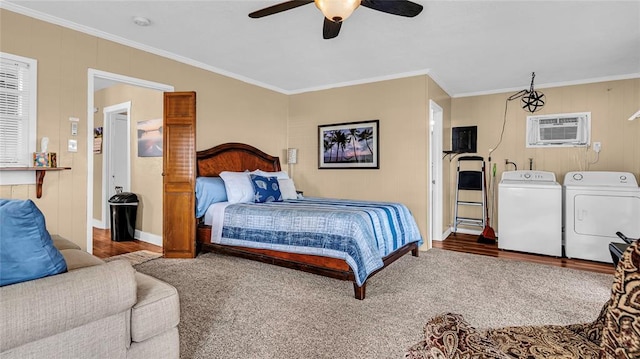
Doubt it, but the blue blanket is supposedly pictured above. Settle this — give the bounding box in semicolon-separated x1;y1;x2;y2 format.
219;198;423;286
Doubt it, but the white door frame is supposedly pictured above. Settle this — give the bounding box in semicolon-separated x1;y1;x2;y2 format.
97;102;131;229
428;100;444;244
87;69;173;253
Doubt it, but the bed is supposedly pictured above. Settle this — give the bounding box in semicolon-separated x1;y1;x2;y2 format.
195;142;422;299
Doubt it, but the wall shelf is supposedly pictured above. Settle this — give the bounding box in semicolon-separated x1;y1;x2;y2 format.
0;167;71;198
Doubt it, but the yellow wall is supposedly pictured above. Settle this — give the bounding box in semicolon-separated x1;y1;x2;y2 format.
2;9;638;250
93;83;164;236
451;78;640;229
0;9;288;249
288;76;451;244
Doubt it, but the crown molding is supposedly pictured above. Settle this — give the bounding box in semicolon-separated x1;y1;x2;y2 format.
287;69;432;95
0;3;438;96
453;73;640;98
0;2;290;94
2;2;636;99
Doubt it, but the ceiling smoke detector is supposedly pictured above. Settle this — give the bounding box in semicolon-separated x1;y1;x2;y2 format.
132;16;151;27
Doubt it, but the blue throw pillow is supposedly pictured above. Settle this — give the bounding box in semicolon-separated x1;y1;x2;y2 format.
195;177;228;217
0;199;67;286
249;174;283;203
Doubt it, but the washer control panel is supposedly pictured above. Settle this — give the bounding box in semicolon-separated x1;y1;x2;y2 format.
501;170;557;182
564;171;639;187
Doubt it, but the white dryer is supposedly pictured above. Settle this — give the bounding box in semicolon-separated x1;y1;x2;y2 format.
498;170;562;256
564;171;640;263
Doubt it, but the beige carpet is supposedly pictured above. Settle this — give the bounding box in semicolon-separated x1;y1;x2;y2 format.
104;250;162;266
135;248;614;359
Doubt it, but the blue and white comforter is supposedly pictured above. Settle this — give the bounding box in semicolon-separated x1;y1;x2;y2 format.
208;198;422;286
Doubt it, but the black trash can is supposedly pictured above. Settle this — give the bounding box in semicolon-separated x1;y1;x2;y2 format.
108;192;138;241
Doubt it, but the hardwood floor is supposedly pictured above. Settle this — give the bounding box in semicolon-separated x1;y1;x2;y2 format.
92;227;614;275
433;233;615;275
92;227;162;259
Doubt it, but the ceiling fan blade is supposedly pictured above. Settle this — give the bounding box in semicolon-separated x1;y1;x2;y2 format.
249;0;314;18
323;18;342;39
360;0;423;17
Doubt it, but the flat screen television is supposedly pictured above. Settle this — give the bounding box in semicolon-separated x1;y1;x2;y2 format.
452;126;477;153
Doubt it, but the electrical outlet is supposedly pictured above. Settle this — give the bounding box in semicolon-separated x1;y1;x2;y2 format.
593;142;601;153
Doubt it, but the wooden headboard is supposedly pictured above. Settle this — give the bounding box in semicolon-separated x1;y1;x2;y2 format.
196;142;281;177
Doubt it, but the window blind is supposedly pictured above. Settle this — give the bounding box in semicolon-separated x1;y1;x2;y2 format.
0;57;30;166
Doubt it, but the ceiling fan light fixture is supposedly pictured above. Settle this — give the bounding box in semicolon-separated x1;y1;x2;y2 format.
315;0;360;22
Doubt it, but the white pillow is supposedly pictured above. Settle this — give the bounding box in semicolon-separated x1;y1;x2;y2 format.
219;171;254;203
278;178;298;200
252;169;289;180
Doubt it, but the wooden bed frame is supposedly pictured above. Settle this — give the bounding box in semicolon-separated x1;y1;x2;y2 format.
195;142;419;299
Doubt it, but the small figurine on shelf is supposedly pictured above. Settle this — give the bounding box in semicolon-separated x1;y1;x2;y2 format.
33;137;57;167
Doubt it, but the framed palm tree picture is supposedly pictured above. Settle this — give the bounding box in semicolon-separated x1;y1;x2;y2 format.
318;120;379;169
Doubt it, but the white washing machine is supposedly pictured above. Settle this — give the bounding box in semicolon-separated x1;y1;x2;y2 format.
564;171;640;263
498;170;562;256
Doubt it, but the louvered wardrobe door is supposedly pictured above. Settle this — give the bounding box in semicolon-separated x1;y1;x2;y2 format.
163;92;196;258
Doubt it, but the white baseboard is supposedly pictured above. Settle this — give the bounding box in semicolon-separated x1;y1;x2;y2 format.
443;227;500;241
134;230;163;247
92;219;106;229
440;228;452;240
430;228;452;242
449;227;482;236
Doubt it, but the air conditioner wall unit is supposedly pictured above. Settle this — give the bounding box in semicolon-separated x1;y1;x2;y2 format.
526;112;591;148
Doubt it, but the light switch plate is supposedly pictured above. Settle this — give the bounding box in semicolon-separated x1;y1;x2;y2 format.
68;139;78;152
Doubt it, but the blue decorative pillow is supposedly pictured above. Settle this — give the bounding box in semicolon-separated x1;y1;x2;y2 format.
0;199;67;286
249;175;283;203
195;177;228;217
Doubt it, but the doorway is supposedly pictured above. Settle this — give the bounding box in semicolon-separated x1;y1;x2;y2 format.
428;100;444;244
96;102;131;229
86;69;173;254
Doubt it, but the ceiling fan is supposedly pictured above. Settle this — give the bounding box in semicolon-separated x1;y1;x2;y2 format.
249;0;424;39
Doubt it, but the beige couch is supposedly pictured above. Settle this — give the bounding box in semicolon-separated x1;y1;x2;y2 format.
0;236;180;359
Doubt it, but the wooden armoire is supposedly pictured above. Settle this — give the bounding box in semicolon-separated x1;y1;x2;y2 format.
163;92;196;258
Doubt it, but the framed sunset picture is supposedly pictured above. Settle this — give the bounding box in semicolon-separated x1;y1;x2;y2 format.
137;118;163;157
318;119;379;169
